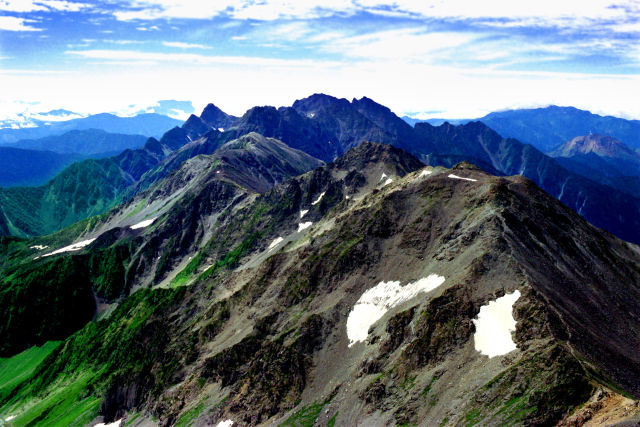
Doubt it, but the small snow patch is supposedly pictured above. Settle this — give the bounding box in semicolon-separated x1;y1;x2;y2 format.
347;274;445;346
418;169;433;178
94;419;122;427
30;245;48;250
448;174;477;182
5;415;16;421
41;238;96;258
311;192;325;206
345;195;350;200
379;172;387;181
268;237;283;250
218;127;224;132
473;290;521;358
216;420;234;427
300;209;309;218
298;222;313;232
382;178;393;186
130;217;156;230
216;170;221;174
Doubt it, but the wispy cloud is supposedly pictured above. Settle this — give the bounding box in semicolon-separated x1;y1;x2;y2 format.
162;41;209;49
65;49;340;68
108;0;640;32
0;0;90;13
0;16;41;31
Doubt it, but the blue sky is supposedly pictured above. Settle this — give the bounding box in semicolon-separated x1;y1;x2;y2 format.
0;0;639;120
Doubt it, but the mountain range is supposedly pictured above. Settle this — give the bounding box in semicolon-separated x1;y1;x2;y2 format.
2;94;640;248
0;137;638;426
406;106;640;153
0;113;182;144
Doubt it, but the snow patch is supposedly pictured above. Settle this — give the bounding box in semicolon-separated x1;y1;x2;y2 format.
383;178;393;186
298;222;313;232
130;217;156;230
300;209;309;218
379;172;387;181
311;192;325;206
418;169;433;178
5;415;16;421
94;419;122;427
473;290;521;358
218;127;224;132
268;237;283;250
30;245;48;250
216;420;234;427
41;238;96;258
448;174;477;182
345;195;350;200
347;274;446;346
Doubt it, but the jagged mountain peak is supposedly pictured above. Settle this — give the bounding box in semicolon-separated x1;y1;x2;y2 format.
200;102;236;129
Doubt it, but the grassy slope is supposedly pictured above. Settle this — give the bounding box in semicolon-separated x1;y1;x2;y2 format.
0;287;185;426
0;158;132;237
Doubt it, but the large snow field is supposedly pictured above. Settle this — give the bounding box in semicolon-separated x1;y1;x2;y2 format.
473;290;521;357
347;274;446;346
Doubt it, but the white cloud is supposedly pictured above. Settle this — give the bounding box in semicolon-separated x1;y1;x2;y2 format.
0;0;89;12
65;49;340;68
162;41;209;49
0;16;41;31
357;0;639;28
2;43;639;124
323;28;476;61
108;0;639;31
114;0;237;20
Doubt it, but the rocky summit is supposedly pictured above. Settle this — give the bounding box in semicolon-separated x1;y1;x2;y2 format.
1;139;639;426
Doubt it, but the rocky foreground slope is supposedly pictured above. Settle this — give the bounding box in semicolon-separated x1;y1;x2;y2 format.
1;142;639;426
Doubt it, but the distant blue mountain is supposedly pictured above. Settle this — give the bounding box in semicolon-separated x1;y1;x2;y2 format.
15;129;148;155
0;113;182;144
403;106;640;153
0;147;85;187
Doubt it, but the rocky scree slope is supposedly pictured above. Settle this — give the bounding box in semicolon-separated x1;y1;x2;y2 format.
1;143;639;426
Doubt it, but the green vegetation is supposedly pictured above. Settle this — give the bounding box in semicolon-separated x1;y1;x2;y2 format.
0;256;96;356
0;287;186;426
175;398;208;427
0;158;132;237
279;401;324;427
198;231;264;283
171;252;204;287
464;408;482;426
0;341;60;401
327;412;338;427
0;238;138;356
